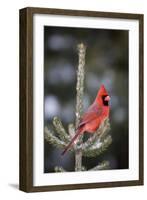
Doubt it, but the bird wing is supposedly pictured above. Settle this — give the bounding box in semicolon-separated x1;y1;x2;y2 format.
78;103;102;127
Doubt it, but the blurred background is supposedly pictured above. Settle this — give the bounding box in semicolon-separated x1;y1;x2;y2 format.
44;26;128;173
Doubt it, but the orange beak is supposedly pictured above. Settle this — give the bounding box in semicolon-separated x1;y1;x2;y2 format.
104;95;110;101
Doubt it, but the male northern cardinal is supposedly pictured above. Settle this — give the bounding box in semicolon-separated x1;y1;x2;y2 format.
62;84;110;155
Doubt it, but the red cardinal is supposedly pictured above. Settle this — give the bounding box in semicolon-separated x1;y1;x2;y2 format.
61;84;110;155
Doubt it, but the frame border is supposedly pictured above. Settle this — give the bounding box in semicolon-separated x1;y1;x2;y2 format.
19;7;144;192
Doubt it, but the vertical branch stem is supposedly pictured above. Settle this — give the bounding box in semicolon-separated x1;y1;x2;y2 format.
75;43;86;171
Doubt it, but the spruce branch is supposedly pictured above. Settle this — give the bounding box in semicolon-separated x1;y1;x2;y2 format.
75;43;86;127
55;166;86;172
81;166;87;171
54;166;66;172
75;43;86;171
44;127;67;148
99;119;111;142
53;116;70;143
89;161;110;171
68;123;75;138
83;135;112;157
